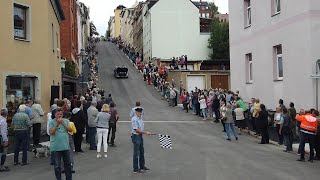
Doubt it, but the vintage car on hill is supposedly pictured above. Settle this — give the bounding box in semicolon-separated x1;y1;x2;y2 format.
114;66;128;78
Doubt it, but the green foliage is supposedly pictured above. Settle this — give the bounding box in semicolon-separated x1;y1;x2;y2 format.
65;61;77;77
208;17;230;60
208;2;219;15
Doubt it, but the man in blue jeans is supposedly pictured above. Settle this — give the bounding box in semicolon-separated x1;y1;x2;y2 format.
131;107;151;174
49;109;73;180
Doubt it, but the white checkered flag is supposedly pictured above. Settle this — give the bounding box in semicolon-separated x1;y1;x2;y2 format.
158;134;173;149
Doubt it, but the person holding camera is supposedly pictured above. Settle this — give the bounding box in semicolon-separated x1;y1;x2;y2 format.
49;108;73;180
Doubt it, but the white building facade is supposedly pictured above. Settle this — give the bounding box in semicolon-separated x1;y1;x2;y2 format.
143;0;210;62
77;2;90;52
76;1;90;74
229;0;320;109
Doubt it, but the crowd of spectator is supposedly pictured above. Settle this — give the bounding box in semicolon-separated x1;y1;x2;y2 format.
111;36;320;163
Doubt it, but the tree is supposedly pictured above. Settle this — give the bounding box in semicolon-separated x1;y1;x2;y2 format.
208;17;230;60
208;2;219;15
65;61;77;77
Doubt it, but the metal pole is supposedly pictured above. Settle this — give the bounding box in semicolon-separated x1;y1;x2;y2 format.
316;77;318;110
82;58;84;96
316;60;320;110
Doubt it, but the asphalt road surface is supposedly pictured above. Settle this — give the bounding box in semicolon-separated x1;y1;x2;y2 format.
1;41;319;180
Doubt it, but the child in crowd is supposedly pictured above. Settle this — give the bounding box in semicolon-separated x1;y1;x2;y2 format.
63;111;77;173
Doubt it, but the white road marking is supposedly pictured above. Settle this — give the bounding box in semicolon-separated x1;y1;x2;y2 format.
6;121;206;156
118;121;207;123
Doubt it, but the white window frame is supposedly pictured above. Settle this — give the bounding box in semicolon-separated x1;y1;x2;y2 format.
246;53;253;83
247;0;251;27
275;45;283;80
276;53;283;80
244;0;251;28
13;3;31;41
275;0;281;14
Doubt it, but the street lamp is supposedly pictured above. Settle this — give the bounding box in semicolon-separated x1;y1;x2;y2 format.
78;49;88;95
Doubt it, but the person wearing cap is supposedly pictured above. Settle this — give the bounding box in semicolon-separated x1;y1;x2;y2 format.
130;102;144;120
131;107;151;174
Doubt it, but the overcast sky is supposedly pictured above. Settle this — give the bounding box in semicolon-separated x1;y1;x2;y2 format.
79;0;229;35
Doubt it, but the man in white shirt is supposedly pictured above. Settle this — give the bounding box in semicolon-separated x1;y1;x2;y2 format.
0;108;9;171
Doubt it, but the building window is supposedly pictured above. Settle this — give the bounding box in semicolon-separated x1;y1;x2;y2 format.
56;32;60;57
56;32;59;50
274;45;283;80
246;53;253;83
6;76;36;102
52;23;55;52
206;13;210;18
244;0;251;27
272;0;281;15
14;4;28;39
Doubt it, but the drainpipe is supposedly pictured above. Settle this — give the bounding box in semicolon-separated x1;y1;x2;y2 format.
150;12;152;63
316;59;320;109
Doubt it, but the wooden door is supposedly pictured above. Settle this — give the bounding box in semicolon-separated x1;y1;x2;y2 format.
211;75;229;90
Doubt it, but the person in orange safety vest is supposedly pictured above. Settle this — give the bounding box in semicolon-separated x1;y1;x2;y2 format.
296;110;319;162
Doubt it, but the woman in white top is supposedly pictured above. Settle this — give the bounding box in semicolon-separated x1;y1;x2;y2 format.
95;104;111;158
199;95;207;120
234;104;247;134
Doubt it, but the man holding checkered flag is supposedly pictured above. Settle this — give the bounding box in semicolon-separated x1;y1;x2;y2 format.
130;105;151;174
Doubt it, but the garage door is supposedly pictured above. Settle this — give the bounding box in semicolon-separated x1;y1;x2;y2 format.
211;75;229;90
186;75;205;93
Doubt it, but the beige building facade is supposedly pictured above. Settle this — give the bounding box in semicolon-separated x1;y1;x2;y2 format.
132;2;146;53
120;8;135;46
0;0;65;117
114;5;125;38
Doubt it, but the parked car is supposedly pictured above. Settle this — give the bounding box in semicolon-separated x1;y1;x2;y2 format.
114;66;128;78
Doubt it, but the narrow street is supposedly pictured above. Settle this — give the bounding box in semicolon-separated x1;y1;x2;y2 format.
1;41;319;180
